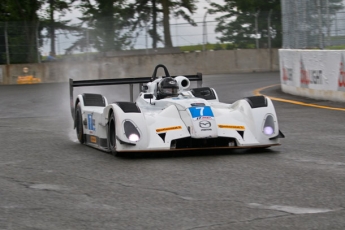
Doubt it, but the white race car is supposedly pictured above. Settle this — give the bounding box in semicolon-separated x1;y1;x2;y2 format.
69;64;284;155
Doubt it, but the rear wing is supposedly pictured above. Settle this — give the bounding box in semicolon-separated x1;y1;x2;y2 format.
69;73;202;119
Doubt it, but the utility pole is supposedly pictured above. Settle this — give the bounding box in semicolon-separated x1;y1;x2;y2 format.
4;22;10;65
317;0;323;49
326;0;330;47
145;20;148;54
267;9;272;49
255;10;260;49
49;0;56;56
36;21;41;63
152;0;157;48
203;9;208;52
86;28;89;60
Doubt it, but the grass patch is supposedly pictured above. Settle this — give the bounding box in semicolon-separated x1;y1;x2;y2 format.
179;43;256;52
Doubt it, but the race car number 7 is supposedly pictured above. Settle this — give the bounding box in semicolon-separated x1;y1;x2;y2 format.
189;106;214;118
196;107;204;116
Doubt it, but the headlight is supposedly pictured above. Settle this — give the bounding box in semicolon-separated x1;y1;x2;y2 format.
263;126;274;135
263;115;275;136
128;134;140;142
124;121;141;142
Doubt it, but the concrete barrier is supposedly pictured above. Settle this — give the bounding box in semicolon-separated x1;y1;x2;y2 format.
279;49;345;102
0;49;279;85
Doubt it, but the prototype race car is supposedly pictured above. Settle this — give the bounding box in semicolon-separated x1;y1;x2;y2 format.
69;64;284;155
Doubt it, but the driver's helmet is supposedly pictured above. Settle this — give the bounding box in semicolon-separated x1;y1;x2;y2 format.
157;77;179;99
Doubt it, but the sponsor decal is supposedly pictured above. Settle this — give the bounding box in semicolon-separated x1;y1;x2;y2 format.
339;54;345;90
189;106;214;119
156;126;182;133
300;57;323;88
90;136;97;143
309;70;323;85
87;114;96;131
196;116;213;120
199;120;211;128
300;57;309;87
218;125;245;130
281;60;293;85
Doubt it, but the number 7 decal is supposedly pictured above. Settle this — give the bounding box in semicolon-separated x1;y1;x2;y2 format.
196;107;204;116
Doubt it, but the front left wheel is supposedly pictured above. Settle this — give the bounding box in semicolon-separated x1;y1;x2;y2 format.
107;112;119;156
75;102;84;144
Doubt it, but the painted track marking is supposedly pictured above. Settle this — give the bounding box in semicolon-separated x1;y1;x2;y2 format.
253;84;345;112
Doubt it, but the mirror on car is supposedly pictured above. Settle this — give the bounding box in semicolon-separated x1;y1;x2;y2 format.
144;94;154;99
141;85;148;91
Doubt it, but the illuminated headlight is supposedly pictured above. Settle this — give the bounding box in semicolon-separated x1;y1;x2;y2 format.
263;126;274;135
263;115;275;136
124;121;141;142
128;134;140;142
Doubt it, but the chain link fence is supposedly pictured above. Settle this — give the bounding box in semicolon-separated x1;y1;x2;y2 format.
4;2;345;64
0;19;222;65
281;0;345;49
0;22;41;65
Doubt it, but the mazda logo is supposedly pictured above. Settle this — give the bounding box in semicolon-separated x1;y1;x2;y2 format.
199;121;211;128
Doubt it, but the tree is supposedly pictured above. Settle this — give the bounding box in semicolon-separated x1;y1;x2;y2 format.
68;0;135;53
130;0;162;49
41;0;75;56
132;0;197;48
162;0;198;48
0;0;42;63
209;0;282;48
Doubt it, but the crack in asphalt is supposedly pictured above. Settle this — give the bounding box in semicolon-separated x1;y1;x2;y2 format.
0;175;69;195
116;182;196;200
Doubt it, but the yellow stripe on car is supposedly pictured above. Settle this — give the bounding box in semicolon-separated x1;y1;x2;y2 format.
218;125;245;130
156;126;182;133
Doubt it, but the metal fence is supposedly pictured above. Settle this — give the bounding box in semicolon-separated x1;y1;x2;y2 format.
6;0;345;64
281;0;345;49
0;22;41;65
0;19;222;64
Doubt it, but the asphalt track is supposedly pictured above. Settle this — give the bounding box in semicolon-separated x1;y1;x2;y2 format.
1;72;345;230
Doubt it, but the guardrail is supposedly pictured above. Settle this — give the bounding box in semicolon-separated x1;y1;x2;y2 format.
279;49;345;102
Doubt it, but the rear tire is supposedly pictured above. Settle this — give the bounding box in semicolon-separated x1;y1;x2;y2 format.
107;112;119;156
75;103;85;144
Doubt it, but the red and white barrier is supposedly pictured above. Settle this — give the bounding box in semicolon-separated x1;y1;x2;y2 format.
279;49;345;102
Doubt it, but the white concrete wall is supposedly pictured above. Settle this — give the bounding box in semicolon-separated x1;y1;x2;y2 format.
0;49;279;85
279;49;345;102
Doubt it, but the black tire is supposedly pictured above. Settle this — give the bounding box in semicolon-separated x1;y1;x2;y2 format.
107;112;119;156
75;103;85;144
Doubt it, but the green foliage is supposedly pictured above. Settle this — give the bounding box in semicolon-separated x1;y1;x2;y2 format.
0;0;42;64
325;45;345;50
179;42;258;52
208;0;282;48
213;43;223;50
40;0;78;48
132;0;198;48
73;0;135;53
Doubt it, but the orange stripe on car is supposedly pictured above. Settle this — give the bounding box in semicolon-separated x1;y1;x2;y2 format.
156;126;182;133
218;124;245;130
